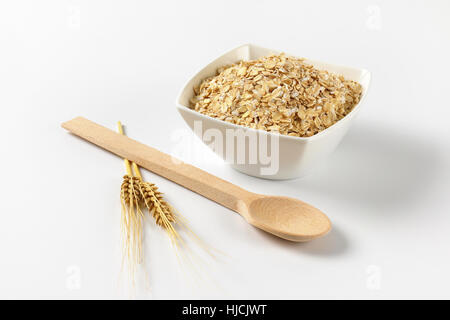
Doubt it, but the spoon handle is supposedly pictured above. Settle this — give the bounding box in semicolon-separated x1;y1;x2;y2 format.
62;117;253;213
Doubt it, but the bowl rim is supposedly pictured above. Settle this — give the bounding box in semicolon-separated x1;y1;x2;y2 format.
175;43;371;142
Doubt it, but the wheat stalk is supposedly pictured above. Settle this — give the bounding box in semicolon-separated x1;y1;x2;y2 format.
118;122;145;286
117;121;219;289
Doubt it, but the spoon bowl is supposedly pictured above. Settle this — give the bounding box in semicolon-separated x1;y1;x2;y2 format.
242;196;331;241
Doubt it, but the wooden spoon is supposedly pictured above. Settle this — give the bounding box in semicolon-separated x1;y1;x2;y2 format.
62;117;331;242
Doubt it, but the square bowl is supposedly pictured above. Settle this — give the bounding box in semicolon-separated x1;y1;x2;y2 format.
176;44;371;180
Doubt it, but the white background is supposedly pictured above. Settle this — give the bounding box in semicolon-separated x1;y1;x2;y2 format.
1;0;449;299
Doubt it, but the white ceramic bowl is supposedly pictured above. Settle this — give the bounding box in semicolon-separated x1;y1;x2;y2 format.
176;44;371;180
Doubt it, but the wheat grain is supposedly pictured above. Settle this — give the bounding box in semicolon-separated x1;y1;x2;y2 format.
139;181;175;226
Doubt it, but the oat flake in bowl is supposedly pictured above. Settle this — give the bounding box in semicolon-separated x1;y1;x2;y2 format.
189;53;363;137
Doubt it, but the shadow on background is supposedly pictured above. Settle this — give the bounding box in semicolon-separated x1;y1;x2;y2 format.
254;225;349;257
286;123;443;212
251;123;444;255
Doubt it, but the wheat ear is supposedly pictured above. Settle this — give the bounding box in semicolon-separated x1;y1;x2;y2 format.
130;162;182;244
